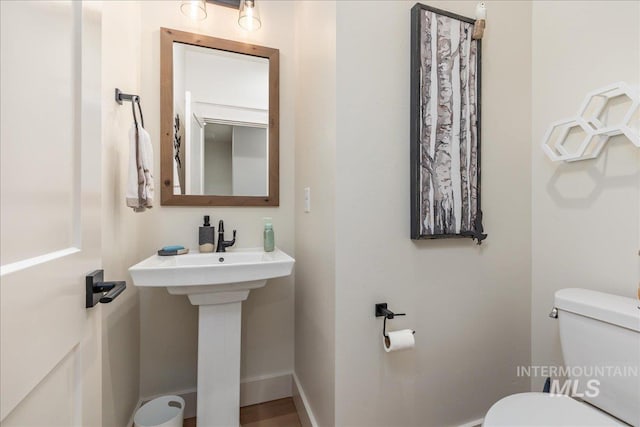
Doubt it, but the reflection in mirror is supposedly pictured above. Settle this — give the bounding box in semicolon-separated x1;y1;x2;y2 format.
199;122;268;196
172;42;269;197
161;28;279;206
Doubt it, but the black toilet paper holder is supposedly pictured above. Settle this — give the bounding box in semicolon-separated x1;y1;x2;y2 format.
375;303;415;338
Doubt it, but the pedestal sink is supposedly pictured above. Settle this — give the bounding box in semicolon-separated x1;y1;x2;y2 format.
129;248;294;426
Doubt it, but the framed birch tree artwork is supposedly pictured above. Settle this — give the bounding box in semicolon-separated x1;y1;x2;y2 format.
410;3;487;244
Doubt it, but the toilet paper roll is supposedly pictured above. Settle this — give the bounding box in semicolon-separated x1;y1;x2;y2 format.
383;329;415;353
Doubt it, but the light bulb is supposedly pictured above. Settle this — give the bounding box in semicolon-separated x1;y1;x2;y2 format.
239;0;261;31
180;0;207;21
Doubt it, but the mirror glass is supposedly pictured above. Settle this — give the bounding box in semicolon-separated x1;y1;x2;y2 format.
161;28;279;206
172;42;269;197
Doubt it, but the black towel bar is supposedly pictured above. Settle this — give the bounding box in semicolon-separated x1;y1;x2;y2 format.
115;88;144;128
115;88;139;104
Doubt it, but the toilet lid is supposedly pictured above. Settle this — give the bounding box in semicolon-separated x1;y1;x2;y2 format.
483;393;626;427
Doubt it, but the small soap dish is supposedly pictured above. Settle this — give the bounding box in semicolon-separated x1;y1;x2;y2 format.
158;246;189;256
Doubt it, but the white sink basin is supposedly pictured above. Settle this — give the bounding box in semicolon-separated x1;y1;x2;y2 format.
129;248;294;299
129;247;294;427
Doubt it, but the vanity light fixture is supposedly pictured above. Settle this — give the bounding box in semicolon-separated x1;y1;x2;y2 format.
180;0;261;31
238;0;261;31
180;0;207;21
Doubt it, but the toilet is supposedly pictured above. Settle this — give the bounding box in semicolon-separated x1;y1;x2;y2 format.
484;288;640;427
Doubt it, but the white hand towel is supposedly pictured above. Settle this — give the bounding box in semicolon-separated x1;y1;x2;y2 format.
139;125;154;206
126;123;154;212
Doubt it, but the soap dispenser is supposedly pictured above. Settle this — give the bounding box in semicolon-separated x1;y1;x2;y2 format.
263;217;274;252
199;215;215;253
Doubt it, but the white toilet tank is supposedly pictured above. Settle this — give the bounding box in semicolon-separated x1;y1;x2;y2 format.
555;288;640;427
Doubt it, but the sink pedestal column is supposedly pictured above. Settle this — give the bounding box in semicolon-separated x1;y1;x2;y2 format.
184;282;266;427
197;302;242;426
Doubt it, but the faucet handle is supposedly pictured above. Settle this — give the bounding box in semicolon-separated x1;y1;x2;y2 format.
228;230;237;247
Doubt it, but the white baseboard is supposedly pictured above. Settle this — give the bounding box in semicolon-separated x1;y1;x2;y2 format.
129;372;293;425
128;373;477;427
241;372;292;407
458;418;484;427
292;372;318;427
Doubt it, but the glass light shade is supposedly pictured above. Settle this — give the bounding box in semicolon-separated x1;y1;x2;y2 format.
238;0;261;31
180;0;207;21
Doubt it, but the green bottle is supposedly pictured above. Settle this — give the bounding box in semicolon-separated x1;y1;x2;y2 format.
263;218;275;252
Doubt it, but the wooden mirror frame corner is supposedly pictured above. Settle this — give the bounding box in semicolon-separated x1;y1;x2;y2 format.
160;27;280;206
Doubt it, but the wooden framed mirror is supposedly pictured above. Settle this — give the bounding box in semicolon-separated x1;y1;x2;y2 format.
160;27;279;206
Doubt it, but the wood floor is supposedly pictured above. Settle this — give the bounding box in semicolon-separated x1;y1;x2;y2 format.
183;398;301;427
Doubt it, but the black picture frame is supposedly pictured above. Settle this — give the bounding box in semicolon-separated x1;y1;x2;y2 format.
410;3;487;244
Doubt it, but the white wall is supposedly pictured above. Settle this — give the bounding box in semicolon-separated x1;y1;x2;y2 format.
232;126;268;196
293;2;337;426
101;2;142;426
184;45;269;126
334;1;532;425
531;0;640;391
173;42;186;119
185;46;268;111
173;43;187;194
189;112;204;195
204;124;233;195
136;1;296;400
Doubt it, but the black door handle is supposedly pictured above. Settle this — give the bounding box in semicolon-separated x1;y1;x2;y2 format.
98;281;126;304
86;270;127;308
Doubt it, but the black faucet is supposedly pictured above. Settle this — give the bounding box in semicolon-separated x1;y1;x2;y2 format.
216;220;236;252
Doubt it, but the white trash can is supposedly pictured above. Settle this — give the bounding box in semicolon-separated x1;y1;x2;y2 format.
133;395;185;427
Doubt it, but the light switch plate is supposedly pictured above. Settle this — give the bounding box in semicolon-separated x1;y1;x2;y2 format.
304;187;311;212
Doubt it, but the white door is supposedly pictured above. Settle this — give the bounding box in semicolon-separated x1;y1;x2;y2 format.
1;1;103;426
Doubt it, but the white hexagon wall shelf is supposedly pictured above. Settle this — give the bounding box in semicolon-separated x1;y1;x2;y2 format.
622;101;639;147
542;119;573;161
542;82;640;162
